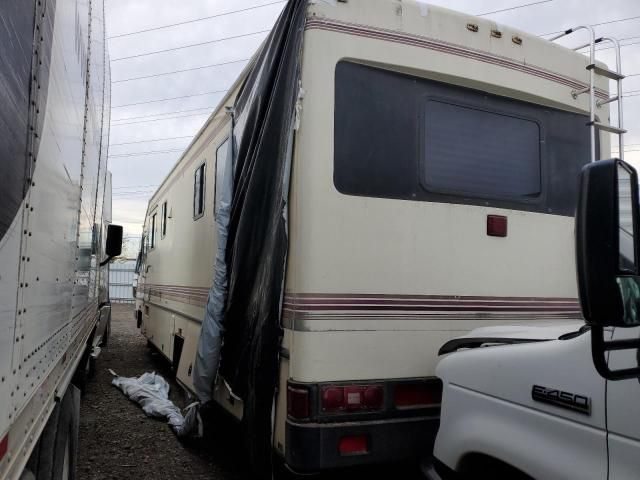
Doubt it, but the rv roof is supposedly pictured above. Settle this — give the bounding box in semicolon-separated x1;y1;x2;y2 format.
146;0;607;213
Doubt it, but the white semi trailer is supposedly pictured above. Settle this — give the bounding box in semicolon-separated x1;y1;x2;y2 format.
0;0;118;479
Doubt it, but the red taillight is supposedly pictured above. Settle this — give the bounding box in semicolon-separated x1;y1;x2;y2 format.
0;434;8;461
364;385;384;409
287;386;310;420
321;385;384;413
487;215;508;237
338;435;369;456
322;386;344;412
394;382;442;409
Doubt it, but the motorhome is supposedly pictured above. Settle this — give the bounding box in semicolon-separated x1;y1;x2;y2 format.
0;0;118;479
135;0;615;475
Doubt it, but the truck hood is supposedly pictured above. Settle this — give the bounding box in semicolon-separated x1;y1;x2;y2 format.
439;321;586;355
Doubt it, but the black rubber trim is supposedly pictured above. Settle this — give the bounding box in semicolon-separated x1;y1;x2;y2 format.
438;337;548;355
421;457;461;480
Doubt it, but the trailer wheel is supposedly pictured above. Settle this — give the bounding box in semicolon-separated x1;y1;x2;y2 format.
27;385;80;480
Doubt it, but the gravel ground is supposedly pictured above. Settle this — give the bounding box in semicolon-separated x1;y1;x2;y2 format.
77;304;424;480
77;304;244;480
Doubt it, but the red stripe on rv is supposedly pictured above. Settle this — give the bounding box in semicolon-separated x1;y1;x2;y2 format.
305;18;608;100
0;433;8;461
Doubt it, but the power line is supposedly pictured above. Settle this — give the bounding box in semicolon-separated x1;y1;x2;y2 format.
111;29;270;62
113;193;158;198
108;1;285;39
586;37;640;52
110;137;193;147
112;106;215;123
477;0;553;17
113;184;160;190
540;14;640;37
113;191;157;196
113;191;158;196
110;112;211;126
112;89;228;109
112;58;249;84
110;149;186;159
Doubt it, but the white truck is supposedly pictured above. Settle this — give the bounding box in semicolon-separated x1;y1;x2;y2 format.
425;38;639;478
0;0;119;479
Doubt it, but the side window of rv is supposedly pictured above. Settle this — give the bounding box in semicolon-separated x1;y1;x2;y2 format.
194;163;205;219
215;138;230;217
161;201;168;238
150;213;157;249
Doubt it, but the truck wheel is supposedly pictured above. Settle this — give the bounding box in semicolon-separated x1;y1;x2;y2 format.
27;385;80;480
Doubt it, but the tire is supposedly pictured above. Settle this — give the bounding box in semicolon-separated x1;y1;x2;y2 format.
26;385;80;480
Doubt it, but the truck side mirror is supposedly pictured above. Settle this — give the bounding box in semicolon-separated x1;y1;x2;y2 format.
101;224;123;266
576;159;640;379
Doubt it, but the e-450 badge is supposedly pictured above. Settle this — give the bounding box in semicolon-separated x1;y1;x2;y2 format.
531;385;591;415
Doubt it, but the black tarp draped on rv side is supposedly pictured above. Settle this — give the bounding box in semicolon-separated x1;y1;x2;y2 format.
195;0;307;428
221;0;307;401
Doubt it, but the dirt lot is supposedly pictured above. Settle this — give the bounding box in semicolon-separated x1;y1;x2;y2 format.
77;304;244;480
77;304;424;479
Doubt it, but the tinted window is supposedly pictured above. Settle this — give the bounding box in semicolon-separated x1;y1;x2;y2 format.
161;201;167;237
194;163;205;218
334;61;593;215
150;213;156;249
423;100;541;199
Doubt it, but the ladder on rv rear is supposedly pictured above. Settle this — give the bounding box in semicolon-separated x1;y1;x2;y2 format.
550;26;626;163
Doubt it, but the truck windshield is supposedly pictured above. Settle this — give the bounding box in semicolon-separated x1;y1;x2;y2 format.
334;61;594;216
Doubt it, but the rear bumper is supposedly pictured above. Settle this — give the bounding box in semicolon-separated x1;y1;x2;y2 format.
285;415;439;473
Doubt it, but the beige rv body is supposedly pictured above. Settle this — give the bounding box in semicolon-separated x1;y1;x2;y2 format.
138;0;612;468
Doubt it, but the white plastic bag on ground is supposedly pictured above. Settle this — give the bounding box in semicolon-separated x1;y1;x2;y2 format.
111;371;202;438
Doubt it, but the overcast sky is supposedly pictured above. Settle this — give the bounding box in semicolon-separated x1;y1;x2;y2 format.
105;0;640;254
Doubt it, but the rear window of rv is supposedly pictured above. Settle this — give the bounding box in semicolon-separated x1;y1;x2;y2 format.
423;100;541;199
334;61;593;216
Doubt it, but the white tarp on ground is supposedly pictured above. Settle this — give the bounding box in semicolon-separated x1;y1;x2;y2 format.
111;371;201;437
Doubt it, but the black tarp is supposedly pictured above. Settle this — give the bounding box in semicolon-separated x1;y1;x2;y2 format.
220;0;307;400
195;0;308;472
